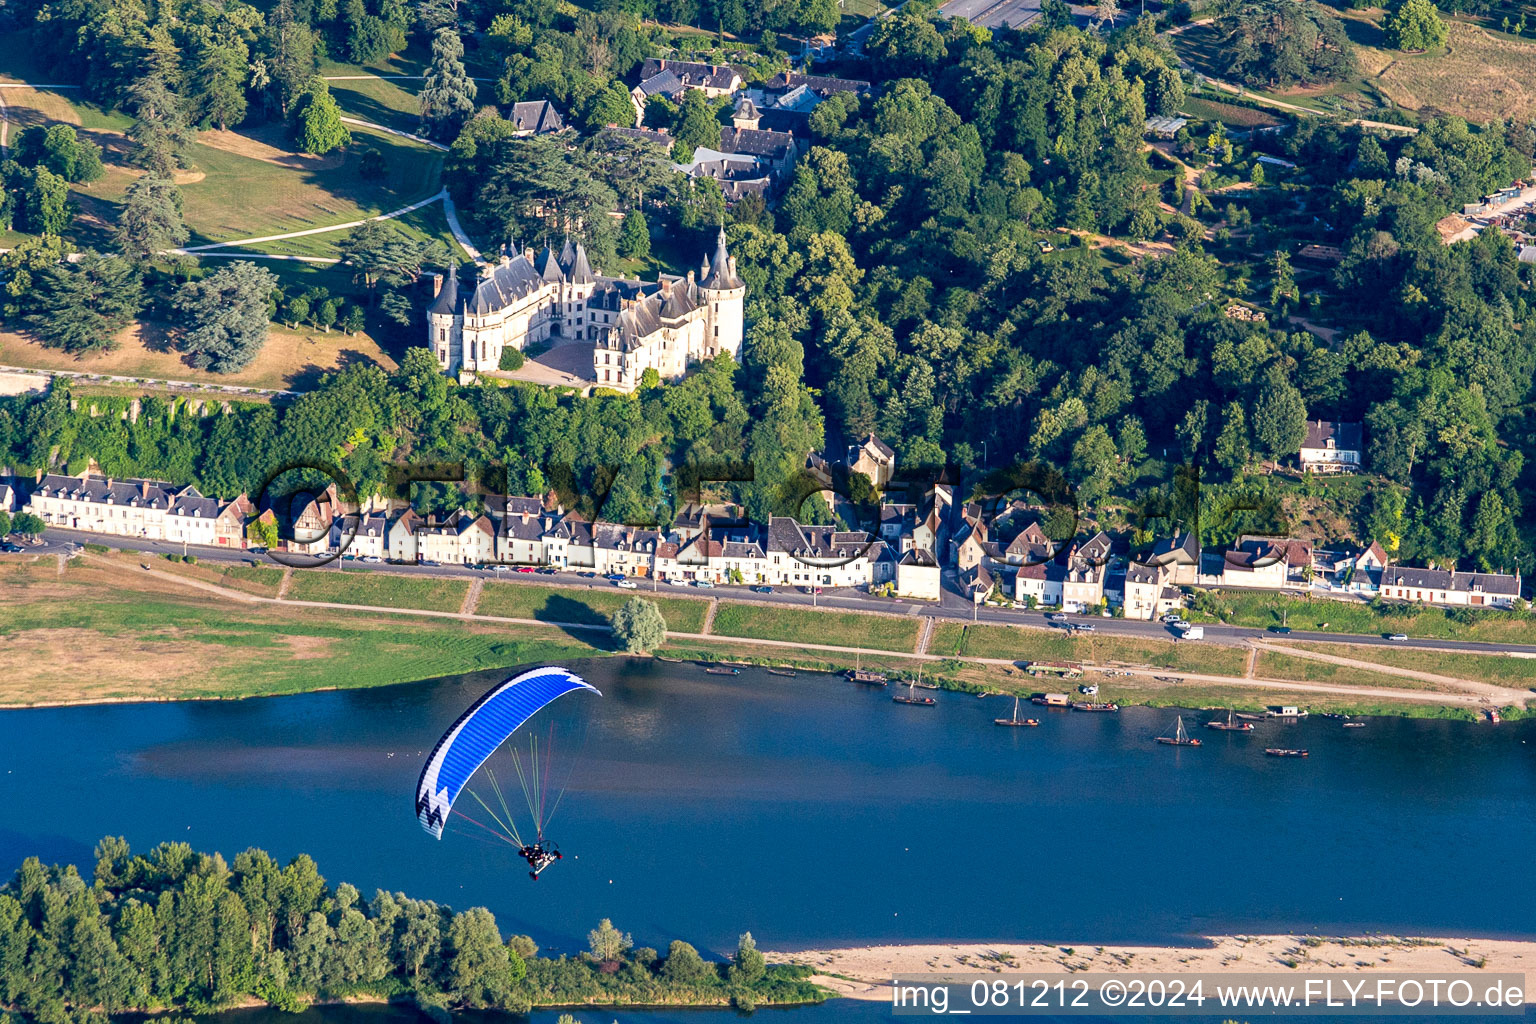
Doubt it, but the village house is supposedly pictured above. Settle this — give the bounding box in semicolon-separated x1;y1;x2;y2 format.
895;547;941;600
765;516;887;588
1299;420;1363;474
164;486;222;549
629;59;742;125
1319;540;1388;594
329;512;389;559
594;523;663;577
1147;530;1200;585
1121;562;1182;621
213;495;254;549
847;434;896;492
387;508;422;563
1378;566;1522;608
506;100;565;136
1219;535;1314;590
413;510;497;565
1052;532;1114;613
0;482;15;513
27;473;176;539
488;495;548;565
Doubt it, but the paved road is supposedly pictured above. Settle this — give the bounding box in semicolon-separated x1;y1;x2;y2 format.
24;527;1536;660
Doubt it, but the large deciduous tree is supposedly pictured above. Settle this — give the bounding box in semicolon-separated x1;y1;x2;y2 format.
294;79;351;155
610;596;666;652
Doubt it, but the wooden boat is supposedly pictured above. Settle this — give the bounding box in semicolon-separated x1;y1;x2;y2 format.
1343;721;1366;729
1206;709;1254;732
892;672;936;707
705;666;740;676
847;652;887;686
1155;716;1201;746
1264;748;1310;757
766;668;797;677
1234;712;1266;722
994;696;1040;727
1071;701;1120;712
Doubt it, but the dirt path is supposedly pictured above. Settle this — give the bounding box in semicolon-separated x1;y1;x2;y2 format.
1257;640;1526;703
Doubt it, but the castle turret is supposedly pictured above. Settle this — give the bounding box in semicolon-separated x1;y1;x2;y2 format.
427;268;462;373
698;227;745;362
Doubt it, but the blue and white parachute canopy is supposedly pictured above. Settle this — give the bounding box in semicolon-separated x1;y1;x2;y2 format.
415;667;600;839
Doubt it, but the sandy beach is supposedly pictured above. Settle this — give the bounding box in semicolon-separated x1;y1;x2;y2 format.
770;935;1536;1000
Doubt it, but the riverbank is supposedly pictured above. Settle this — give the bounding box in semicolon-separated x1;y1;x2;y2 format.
771;935;1536;1000
1;553;1528;717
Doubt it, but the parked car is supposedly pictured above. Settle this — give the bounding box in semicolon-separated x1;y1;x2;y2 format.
605;573;626;582
536;567;557;574
693;579;714;588
1169;618;1190;630
1268;625;1292;634
341;554;357;561
751;585;774;594
1073;623;1096;633
668;579;690;587
1386;633;1408;641
0;543;22;553
616;580;639;589
422;560;441;567
516;566;536;573
490;565;510;573
1160;612;1182;623
363;556;381;563
577;571;596;578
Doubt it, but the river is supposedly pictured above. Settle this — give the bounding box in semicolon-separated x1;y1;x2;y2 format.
5;658;1535;1020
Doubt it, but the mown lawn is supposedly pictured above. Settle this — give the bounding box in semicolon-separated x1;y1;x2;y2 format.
709;604;920;652
285;568;470;612
476;582;709;633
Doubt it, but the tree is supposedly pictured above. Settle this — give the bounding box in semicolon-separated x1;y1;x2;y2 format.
128;75;195;178
1214;400;1250;472
728;932;765;986
24;252;144;354
610;596;666;653
586;918;631;963
1219;0;1356;87
444;908;511;1007
191;44;250;130
0;510;10;537
1384;0;1447;50
1249;366;1307;462
263;0;319;118
23;167;71;236
618;209;650;260
174;262;280;373
419;29;478;137
14;124;103;183
498;347;525;370
11;512;45;538
115;175;189;261
583;81;639;131
340;306;367;335
671;91;722;157
1268;249;1297;314
294;80;351;155
316;298;340;333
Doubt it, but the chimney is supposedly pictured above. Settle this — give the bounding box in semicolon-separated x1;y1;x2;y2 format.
525;247;534;264
727;256;737;276
431;272;444;298
686;269;695;285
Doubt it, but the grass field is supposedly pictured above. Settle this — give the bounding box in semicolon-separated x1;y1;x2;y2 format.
149;556;287;598
1171;10;1536;122
710;604;921;652
933;622;1250;676
0;560;601;705
286;568;470;612
1255;651;1436;690
1280;642;1536;689
1186;589;1536;645
177;125;443;246
0;312;398;392
476;582;710;633
327;76;428;135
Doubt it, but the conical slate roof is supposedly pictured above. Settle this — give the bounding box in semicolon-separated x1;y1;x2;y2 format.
568;241;595;284
700;227;740;290
429;268;459;314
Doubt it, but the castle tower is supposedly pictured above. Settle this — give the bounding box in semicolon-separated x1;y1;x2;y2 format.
427;268;462;374
697;227;745;362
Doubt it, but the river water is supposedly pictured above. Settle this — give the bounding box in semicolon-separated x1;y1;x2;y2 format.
5;658;1535;1020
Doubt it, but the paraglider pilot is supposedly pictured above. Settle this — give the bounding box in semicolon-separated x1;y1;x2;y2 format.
519;841;562;879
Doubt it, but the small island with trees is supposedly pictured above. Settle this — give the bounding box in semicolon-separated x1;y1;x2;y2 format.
0;839;826;1022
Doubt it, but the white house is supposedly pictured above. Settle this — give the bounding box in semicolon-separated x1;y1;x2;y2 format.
1299;420;1363;474
1378;566;1521;608
896;547;941;600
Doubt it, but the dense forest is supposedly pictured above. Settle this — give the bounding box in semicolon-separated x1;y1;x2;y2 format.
0;840;821;1024
1;0;1533;570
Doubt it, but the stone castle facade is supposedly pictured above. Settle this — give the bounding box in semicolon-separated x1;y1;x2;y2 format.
427;231;745;391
